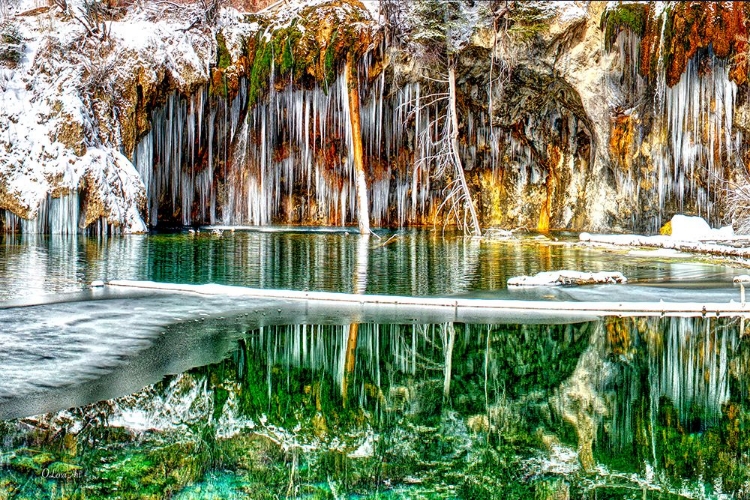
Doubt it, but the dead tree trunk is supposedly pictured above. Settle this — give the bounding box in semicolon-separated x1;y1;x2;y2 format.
346;52;370;235
448;62;481;236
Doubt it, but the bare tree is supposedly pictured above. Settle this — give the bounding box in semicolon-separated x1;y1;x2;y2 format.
392;0;484;235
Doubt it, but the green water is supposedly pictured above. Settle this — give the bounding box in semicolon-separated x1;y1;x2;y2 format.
2;230;750;498
2;318;750;499
0;229;742;300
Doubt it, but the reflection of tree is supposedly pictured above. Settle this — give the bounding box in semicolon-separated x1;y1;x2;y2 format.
343;234;369;406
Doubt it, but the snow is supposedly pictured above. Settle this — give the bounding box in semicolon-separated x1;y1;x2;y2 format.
507;270;627;287
554;1;587;23
580;232;750;257
669;214;733;239
0;0;220;233
579;215;750;259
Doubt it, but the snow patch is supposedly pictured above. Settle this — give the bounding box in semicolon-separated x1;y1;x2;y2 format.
508;270;627;287
669;214;733;239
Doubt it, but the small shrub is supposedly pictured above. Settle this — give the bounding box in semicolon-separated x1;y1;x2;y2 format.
0;21;23;65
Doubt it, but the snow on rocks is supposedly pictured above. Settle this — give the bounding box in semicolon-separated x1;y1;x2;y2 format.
579;215;750;259
507;270;627;287
580;214;735;245
666;214;734;239
0;0;217;233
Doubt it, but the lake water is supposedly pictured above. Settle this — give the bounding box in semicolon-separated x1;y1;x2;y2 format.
0;229;742;300
1;230;749;498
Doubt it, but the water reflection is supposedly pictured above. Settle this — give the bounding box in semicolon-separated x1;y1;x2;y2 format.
0;230;743;300
2;317;750;498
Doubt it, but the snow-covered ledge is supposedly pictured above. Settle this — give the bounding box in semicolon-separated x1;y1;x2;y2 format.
0;0;215;233
579;215;750;259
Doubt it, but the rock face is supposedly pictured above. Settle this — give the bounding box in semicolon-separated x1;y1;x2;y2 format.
2;1;750;233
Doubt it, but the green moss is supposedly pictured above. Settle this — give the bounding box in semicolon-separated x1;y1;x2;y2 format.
240;1;380;105
216;32;232;70
248;36;273;105
601;3;648;51
279;20;301;76
506;4;553;42
324;30;339;90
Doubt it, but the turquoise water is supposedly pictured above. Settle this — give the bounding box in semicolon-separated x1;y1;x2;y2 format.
0;229;742;300
1;230;749;498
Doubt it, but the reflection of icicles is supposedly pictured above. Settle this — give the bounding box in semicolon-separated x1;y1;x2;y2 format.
657;317;736;426
441;236;481;293
606;317;739;461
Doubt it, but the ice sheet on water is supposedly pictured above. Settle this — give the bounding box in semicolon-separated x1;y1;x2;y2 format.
0;288;302;419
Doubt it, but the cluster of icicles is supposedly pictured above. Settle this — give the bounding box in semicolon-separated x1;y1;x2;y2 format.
132;55;445;229
2;193;119;237
1;10;746;234
0;48;511;233
609;28;742;232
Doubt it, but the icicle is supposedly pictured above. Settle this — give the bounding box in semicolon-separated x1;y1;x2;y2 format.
654;52;741;226
1;210;20;234
19;192;80;235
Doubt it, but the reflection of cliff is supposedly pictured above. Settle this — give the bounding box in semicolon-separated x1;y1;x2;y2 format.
0;320;592;497
4;317;750;496
593;316;749;492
